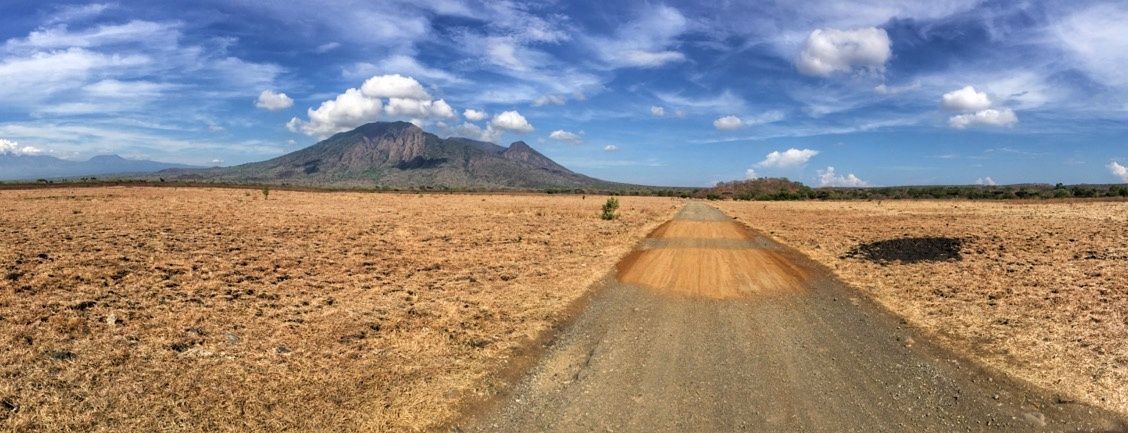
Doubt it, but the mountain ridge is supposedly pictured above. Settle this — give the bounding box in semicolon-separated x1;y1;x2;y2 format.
158;121;619;190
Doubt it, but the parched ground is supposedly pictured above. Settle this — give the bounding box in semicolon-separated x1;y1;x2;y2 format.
716;200;1128;416
0;187;677;432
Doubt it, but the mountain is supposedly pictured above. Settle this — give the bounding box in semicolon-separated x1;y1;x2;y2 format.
159;121;617;190
0;153;198;181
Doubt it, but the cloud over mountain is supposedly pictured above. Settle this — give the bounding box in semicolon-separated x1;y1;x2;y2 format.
287;74;455;137
490;110;534;133
0;138;42;155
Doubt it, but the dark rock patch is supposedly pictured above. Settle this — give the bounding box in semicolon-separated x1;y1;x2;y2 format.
70;300;97;311
0;396;17;420
844;237;963;263
47;350;75;361
395;156;447;170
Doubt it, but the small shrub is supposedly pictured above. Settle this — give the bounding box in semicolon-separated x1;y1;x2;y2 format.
600;197;619;220
261;187;270;200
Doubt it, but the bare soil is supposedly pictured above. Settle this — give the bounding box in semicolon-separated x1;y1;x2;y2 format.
0;187;677;432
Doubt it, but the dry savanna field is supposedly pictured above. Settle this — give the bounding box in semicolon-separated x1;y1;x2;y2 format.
2;187;1126;432
717;200;1128;416
0;187;677;432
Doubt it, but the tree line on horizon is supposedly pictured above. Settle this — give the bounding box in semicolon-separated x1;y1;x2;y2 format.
3;177;1127;201
682;178;1128;201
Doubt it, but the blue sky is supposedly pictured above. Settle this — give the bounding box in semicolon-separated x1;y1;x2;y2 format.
1;1;1127;187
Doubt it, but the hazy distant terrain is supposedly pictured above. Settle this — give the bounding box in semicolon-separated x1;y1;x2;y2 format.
0;153;197;181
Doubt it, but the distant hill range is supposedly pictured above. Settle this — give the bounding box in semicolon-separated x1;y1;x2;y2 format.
0;153;198;181
158;121;619;190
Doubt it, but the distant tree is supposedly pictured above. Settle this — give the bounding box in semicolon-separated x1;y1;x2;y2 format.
261;186;270;200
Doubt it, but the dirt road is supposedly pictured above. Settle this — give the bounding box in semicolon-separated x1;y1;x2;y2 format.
455;203;1127;432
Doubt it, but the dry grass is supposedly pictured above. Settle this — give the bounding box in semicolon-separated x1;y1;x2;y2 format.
0;187;677;432
716;199;1128;415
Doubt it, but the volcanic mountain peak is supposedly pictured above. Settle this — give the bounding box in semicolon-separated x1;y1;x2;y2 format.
87;154;128;163
157;121;617;190
502;140;569;173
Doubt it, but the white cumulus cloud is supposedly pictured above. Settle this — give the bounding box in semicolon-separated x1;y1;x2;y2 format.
1109;161;1128;182
549;129;581;143
0;138;43;155
650;105;665;117
817;166;869;187
463;109;487;122
713;115;743;130
490;110;534;133
975;177;998;186
603;144;619;152
360;74;431;99
796;27;891;77
942;86;991;112
758;148;820;168
949;108;1018;129
745;168;761;179
255;90;293;111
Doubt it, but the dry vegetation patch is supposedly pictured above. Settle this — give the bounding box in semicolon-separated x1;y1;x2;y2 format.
717;200;1128;415
0;187;677;432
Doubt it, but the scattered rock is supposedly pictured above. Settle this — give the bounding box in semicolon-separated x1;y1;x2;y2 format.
0;397;17;419
1054;395;1077;404
276;345;291;354
1022;411;1046;427
70;300;97;311
47;350;75;361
